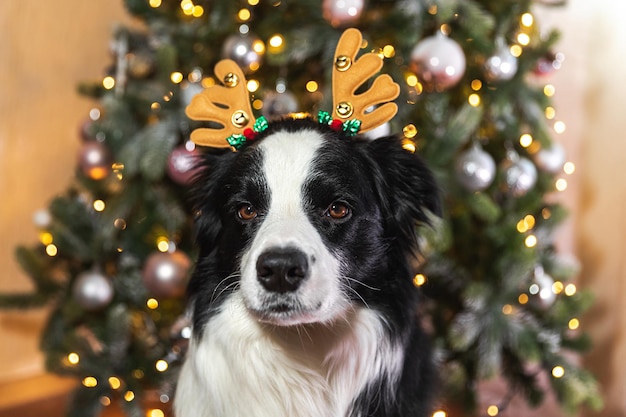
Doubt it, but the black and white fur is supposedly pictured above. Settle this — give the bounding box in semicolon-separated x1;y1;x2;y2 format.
175;118;440;417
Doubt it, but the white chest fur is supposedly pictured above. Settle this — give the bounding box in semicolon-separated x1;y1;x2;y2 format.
174;294;403;417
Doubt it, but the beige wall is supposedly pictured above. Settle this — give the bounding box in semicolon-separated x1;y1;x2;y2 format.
0;1;132;383
1;0;626;415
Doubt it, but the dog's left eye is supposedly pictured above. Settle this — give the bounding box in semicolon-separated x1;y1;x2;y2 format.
325;201;351;220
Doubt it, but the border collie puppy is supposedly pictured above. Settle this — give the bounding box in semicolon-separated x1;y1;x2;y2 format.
175;117;440;417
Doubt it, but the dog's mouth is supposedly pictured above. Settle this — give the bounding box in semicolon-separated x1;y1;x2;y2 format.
247;298;324;326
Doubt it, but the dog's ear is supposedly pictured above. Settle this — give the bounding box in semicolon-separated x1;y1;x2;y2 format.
365;136;441;251
189;149;236;256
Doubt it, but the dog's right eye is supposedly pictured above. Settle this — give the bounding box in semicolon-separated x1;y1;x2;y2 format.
237;204;258;221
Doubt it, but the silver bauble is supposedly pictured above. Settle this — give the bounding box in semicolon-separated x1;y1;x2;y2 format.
222;34;265;73
501;154;537;197
455;145;496;192
73;270;114;311
142;251;191;298
262;91;299;119
534;143;565;173
484;42;518;82
410;33;466;91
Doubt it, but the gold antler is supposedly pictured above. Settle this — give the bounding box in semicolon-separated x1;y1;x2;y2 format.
186;59;256;148
332;28;400;133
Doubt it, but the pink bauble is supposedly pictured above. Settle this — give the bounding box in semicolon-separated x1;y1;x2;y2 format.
142;251;191;298
323;0;365;27
410;33;466;91
167;144;201;185
79;141;112;180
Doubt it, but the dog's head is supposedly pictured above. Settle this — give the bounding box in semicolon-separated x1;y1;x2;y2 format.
188;117;440;330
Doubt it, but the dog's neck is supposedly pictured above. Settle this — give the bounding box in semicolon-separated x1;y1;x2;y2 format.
176;293;403;417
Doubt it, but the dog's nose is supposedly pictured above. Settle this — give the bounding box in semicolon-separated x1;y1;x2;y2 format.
256;248;309;293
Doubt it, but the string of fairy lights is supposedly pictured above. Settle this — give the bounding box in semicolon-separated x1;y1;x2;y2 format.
31;1;581;416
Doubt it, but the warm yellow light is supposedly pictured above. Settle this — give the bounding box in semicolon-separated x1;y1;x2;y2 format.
545;106;556;119
149;0;162;7
109;377;121;390
100;396;111;406
83;377;98;388
563;162;576;175
471;79;482;91
519;133;533;148
306;80;319;92
544;84;556;97
252;99;263;110
157;238;170;253
413;274;426;287
525;234;537;248
524;214;536;229
40;232;54;245
517;33;531;46
156;360;169;372
569;318;580;330
518;293;529;305
552;366;565;378
192;5;204;17
433;411;447;417
171;72;184;84
249;62;261;72
151;102;161;111
124;391;135;402
554;121;566;134
147;298;159;309
68;352;80;365
248;0;260;5
402;140;416;153
382;45;395;58
46;244;58;257
468;94;481;107
521;12;534;27
252;40;265;54
268;34;285;48
102;76;115;90
555;178;568;191
93;200;105;212
247;79;260;92
238;8;251;21
510;44;523;57
502;304;513;315
487;405;500;416
148;409;165;417
403;124;418;139
406;74;418;87
542;208;552;219
565;283;577;296
440;24;451;36
202;77;216;88
552;281;564;294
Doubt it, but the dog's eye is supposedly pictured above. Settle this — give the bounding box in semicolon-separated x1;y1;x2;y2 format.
325;202;351;220
237;204;258;221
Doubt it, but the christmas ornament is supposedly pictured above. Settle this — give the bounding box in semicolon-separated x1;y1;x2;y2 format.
410;33;466;91
530;266;556;309
501;151;537;197
222;34;265;73
322;0;365;27
167;143;201;185
534;142;565;173
32;209;52;229
79;141;112;180
534;51;564;76
455;144;496;192
484;40;518;82
142;250;191;298
73;269;114;311
262;90;299;119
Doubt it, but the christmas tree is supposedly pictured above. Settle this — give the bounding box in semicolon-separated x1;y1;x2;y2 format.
0;0;602;416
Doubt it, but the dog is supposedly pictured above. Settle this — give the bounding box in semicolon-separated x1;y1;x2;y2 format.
174;116;440;417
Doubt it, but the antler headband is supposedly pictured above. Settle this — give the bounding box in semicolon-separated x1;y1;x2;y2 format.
186;28;400;150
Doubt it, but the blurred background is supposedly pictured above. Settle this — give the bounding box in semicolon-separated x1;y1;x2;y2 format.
0;0;624;415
